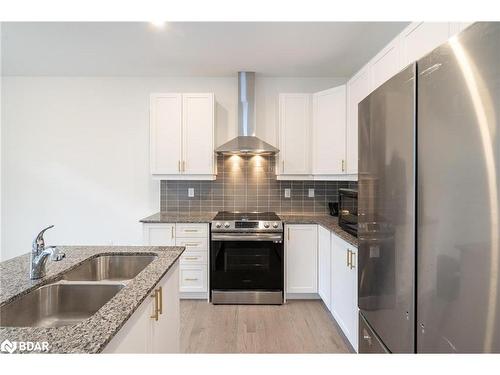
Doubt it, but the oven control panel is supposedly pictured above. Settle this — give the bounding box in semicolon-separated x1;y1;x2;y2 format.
211;220;283;232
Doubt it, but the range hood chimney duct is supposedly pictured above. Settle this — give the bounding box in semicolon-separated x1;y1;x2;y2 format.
216;72;279;155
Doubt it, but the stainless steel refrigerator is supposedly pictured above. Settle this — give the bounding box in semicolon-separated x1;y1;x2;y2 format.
358;22;500;353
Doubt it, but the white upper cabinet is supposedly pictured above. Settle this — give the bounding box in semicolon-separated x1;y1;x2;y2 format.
312;85;347;176
346;67;371;175
278;93;311;176
400;22;450;66
150;93;215;180
150;94;182;175
182;93;215;175
371;37;401;91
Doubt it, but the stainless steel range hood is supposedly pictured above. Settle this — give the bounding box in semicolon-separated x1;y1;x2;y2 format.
216;72;279;155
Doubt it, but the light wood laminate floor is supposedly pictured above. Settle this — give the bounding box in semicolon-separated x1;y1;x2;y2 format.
180;300;352;353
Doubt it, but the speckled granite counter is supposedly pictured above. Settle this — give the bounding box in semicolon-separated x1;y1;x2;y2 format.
140;211;357;247
140;212;216;223
279;215;358;247
0;246;184;353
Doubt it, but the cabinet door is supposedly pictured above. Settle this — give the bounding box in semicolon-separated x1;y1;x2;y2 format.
182;93;215;175
143;224;176;246
400;22;450;66
346;68;371;175
318;226;331;309
331;234;358;350
279;94;311;175
312;86;346;175
179;265;207;293
150;94;182;175
152;263;180;353
286;224;318;294
371;37;401;91
349;246;358;351
103;290;154;353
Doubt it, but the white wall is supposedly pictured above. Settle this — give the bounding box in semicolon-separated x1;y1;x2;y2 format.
1;75;345;260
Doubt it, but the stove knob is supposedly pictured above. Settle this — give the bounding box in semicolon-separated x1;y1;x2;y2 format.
215;222;222;228
224;222;231;228
272;222;279;228
264;222;270;228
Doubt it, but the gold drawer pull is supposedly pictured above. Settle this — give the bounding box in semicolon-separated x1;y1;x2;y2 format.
184;243;200;246
184;277;199;281
183;229;199;233
184;256;200;260
157;287;163;314
150;292;159;321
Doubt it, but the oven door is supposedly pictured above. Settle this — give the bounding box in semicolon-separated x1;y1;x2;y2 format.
210;233;283;290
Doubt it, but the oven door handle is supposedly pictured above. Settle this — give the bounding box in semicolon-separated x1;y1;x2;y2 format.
211;233;283;242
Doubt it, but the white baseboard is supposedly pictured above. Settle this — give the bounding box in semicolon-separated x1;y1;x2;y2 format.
180;292;208;300
286;293;321;300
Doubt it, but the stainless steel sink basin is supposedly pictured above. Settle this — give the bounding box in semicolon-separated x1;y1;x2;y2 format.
61;254;157;282
0;283;124;328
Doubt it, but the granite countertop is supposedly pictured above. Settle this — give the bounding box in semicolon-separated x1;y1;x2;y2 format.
140;212;217;223
139;212;358;247
0;246;184;354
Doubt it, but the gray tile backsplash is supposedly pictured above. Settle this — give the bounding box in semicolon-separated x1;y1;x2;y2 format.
160;155;358;214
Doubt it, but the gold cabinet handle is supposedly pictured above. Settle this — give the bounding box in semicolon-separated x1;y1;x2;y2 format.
178;160;181;172
157;287;163;315
184;256;200;260
183;229;198;233
184;278;199;281
150;292;159;321
282;160;285;173
287;227;290;241
342;159;345;172
171;226;174;240
183;243;200;246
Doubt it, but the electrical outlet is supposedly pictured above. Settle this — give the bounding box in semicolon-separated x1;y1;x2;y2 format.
284;188;291;198
188;188;195;197
308;188;315;198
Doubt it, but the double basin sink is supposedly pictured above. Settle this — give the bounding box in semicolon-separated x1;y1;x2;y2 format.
0;254;157;328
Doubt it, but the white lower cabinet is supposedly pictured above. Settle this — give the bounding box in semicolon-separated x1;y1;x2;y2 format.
143;223;176;246
285;224;318;295
175;223;209;299
179;265;207;293
103;263;180;353
331;234;358;351
318;226;332;310
143;223;209;299
285;223;358;350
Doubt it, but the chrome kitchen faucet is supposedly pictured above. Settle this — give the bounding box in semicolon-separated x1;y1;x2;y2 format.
30;225;65;279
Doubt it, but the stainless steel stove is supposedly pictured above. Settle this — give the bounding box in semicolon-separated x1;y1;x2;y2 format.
210;212;284;305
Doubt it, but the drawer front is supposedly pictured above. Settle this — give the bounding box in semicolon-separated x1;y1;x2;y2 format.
179;266;207;292
176;223;208;238
175;237;208;252
180;251;207;265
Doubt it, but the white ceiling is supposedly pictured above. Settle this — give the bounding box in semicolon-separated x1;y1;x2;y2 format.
1;22;408;77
